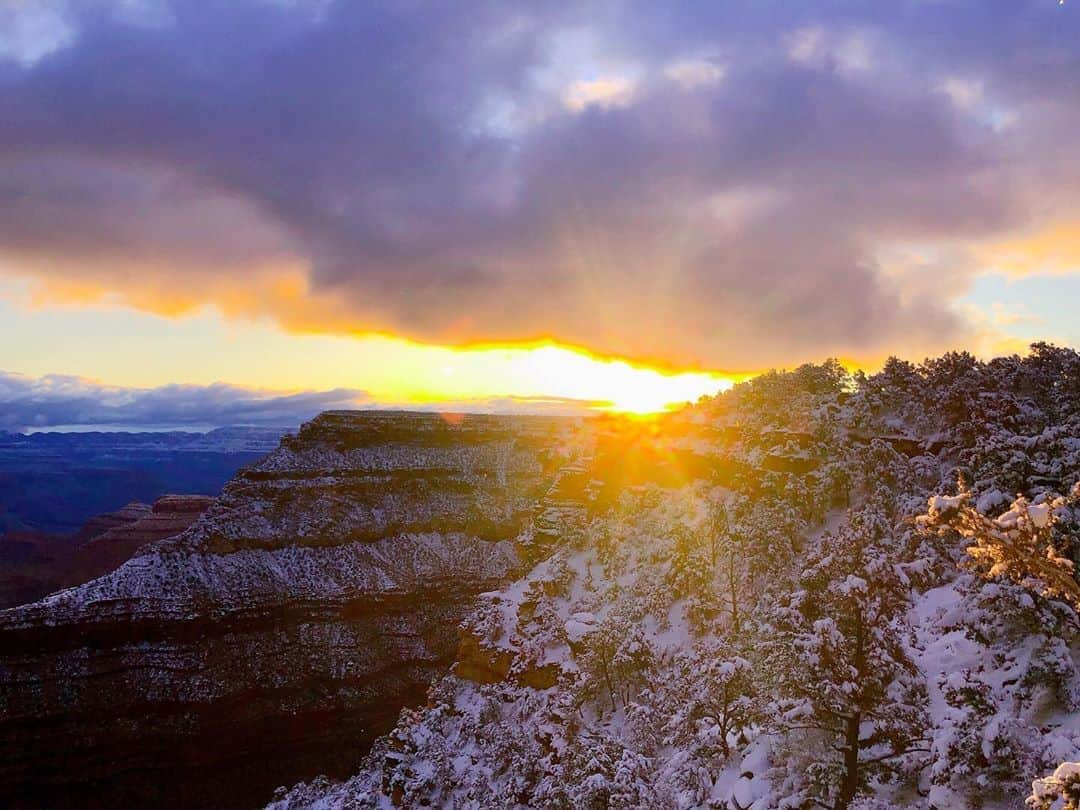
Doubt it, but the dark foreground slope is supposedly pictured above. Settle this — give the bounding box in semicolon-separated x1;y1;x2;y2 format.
0;411;584;809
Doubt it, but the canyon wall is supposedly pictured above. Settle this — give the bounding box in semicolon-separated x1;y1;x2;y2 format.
0;411;583;808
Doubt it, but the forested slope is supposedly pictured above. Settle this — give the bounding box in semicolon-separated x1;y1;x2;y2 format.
275;345;1080;809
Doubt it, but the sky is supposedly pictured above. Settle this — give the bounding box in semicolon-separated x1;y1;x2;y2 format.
1;0;1078;429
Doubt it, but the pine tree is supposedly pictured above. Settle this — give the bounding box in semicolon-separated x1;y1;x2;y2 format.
920;485;1080;612
764;503;929;809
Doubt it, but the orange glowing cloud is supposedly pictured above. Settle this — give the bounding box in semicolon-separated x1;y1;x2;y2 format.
4;271;734;414
983;222;1080;278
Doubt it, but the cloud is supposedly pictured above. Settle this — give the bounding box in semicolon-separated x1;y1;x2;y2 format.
663;58;725;89
0;372;370;431
0;2;73;65
981;222;1080;278
0;1;1078;371
0;372;612;431
563;76;637;112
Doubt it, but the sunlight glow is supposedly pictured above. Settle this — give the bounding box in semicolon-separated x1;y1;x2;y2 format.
513;345;728;413
0;283;734;414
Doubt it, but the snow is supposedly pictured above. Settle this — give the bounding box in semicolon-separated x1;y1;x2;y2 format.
976;489;1006;514
837;574;868;594
1029;502;1052;528
1053;762;1080;780
930;494;965;514
564;612;597;643
1030;760;1080;805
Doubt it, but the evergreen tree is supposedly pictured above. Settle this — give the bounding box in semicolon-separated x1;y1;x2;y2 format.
764;503;929;809
921;485;1080;612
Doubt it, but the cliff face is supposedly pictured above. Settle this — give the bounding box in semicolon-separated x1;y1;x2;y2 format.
0;411;582;809
71;501;154;544
74;494;215;572
81;495;212;547
0;496;214;609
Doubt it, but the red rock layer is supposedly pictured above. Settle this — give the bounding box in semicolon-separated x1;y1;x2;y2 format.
0;496;213;610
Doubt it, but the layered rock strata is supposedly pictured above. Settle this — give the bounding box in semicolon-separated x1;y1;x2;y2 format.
0;411;580;809
0;496;213;610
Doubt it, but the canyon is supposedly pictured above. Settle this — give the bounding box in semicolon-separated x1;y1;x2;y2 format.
0;426;282;536
0;412;586;808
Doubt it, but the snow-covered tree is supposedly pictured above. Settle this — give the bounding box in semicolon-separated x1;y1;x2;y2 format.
668;522;714;599
764;503;929;809
574;611;655;715
921;486;1080;612
626;638;758;805
1028;762;1080;809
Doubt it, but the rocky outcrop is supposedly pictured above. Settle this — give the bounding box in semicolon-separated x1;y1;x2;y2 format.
0;411;579;809
0;497;213;610
530;457;595;552
0;503;154;610
454;628;562;690
455;629;514;684
761;452;820;474
71;501;153;543
81;494;213;551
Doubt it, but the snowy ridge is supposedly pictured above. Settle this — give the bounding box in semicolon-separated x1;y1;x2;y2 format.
0;533;520;629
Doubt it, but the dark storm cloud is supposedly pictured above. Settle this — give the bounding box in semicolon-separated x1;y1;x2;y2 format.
0;372;369;431
0;0;1076;369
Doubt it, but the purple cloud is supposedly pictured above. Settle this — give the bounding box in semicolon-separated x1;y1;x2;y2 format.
0;0;1076;369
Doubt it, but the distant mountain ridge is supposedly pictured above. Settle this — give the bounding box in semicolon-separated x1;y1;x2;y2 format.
0;425;286;535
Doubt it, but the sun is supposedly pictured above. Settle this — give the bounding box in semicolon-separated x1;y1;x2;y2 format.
392;340;732;414
515;345;732;414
